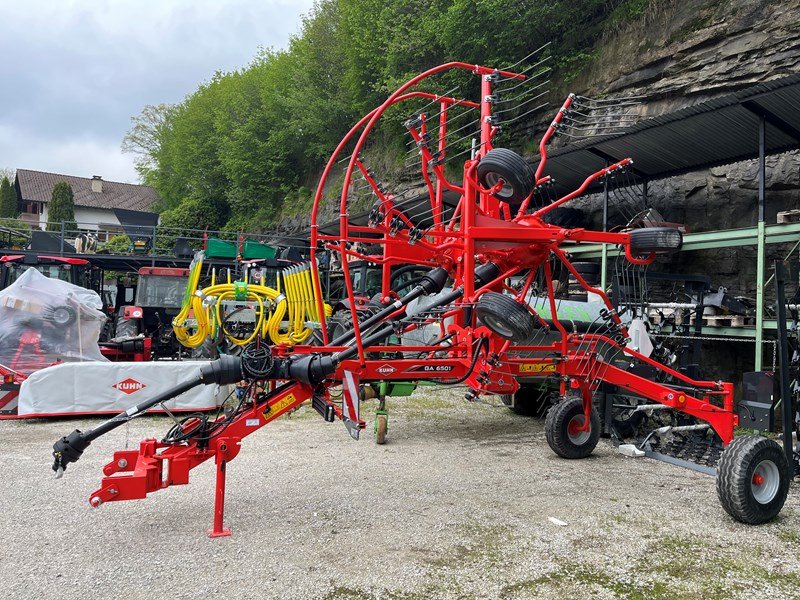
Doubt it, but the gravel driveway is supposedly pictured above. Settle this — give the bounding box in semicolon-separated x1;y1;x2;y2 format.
2;389;799;599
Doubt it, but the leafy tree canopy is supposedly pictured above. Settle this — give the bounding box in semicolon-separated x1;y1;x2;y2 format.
0;176;16;218
47;181;77;232
125;0;639;233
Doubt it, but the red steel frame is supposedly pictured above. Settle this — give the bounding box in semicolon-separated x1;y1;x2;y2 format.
82;61;737;536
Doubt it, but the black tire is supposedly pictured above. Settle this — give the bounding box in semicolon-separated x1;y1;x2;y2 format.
544;207;585;228
50;305;77;326
375;414;388;445
476;292;537;343
716;435;790;525
572;262;600;275
629;227;683;255
545;396;600;459
476;148;535;207
327;312;354;343
500;384;551;417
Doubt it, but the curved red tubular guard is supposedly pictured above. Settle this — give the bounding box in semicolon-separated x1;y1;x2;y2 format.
535;93;574;184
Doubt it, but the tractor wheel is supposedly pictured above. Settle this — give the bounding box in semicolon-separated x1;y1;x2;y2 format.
476;292;537;343
545;396;600;459
716;435;790;525
500;384;551;417
476;148;536;207
375;413;388;445
327;312;355;343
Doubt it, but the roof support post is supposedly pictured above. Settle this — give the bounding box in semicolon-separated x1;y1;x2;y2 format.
600;163;610;292
755;115;766;371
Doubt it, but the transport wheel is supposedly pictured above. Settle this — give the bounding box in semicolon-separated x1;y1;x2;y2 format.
375;413;388;445
476;148;536;207
716;435;790;525
500;384;550;417
629;227;683;255
476;292;537;343
545;396;600;459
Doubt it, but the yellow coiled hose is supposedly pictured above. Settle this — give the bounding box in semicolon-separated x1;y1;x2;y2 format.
173;254;331;348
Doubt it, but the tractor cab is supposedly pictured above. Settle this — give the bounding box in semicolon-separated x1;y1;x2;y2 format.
0;254;89;290
111;267;190;359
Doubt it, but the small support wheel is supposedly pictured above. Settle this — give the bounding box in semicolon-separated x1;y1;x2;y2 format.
476;292;537;343
375;412;388;445
545;396;600;459
716;434;790;525
476;148;536;207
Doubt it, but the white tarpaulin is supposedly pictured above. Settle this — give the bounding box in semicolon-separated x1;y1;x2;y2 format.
18;361;232;417
0;267;108;375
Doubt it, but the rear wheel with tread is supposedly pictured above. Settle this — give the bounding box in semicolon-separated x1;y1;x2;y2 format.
545;396;600;459
716;434;789;524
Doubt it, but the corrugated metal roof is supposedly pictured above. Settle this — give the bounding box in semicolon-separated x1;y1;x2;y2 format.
541;74;800;195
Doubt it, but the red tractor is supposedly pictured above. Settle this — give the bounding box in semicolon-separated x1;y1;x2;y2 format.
104;267;190;360
53;59;790;535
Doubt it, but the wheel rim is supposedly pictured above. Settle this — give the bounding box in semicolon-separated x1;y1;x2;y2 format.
53;307;72;325
567;414;591;445
751;459;780;504
483;172;514;199
482;314;515;339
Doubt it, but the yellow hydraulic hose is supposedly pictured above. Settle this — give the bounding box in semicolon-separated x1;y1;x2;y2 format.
173;257;331;349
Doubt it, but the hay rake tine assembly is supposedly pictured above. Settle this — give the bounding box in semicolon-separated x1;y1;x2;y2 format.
53;60;792;536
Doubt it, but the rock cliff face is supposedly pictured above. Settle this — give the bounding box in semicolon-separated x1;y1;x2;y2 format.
576;0;800;108
283;0;800;290
565;0;800;300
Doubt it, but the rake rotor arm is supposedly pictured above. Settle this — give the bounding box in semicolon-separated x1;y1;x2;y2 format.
565;355;736;444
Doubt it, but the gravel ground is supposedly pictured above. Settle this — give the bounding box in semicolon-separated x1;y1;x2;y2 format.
2;389;800;599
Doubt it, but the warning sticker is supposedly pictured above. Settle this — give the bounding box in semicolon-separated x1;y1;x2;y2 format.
518;363;557;374
263;392;297;420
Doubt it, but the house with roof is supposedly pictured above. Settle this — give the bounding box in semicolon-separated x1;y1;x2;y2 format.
14;169;160;239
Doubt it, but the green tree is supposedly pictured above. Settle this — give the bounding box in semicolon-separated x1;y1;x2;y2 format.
0;176;16;218
100;234;132;254
131;0;636;232
46;182;78;232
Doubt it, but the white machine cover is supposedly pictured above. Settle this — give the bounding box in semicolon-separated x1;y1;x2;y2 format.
0;268;108;374
18;361;231;417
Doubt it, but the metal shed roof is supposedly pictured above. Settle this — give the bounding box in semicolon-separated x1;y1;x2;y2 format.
542;74;800;195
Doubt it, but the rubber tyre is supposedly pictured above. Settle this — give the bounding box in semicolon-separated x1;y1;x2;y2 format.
500;384;551;417
629;227;683;255
51;305;77;326
476;292;537;343
545;396;600;459
327;312;355;343
544;207;585;228
376;414;388;445
716;434;790;525
572;262;600;275
476;148;535;207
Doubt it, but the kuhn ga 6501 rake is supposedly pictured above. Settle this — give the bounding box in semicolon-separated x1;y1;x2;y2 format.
53;60;790;535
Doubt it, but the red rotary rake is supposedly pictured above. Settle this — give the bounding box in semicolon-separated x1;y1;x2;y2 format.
53;60;791;535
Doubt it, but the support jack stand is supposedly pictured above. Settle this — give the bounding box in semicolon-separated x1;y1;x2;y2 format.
209;437;240;538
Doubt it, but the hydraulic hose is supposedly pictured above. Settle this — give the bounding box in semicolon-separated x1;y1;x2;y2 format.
173;258;329;348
